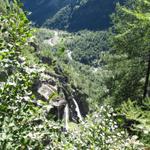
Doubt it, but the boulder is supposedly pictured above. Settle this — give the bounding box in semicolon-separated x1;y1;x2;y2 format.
37;84;56;100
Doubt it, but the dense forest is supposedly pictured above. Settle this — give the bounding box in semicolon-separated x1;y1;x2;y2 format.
21;0;123;31
0;0;150;149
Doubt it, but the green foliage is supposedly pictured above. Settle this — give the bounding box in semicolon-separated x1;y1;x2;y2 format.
32;28;55;65
44;5;72;30
120;99;150;146
0;1;49;148
0;0;149;149
102;0;150;146
35;28;54;43
0;0;7;13
38;44;53;59
61;61;110;105
104;0;150;104
49;105;144;150
0;0;32;74
66;30;111;66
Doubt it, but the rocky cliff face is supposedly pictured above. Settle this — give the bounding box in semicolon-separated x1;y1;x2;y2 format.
27;65;89;124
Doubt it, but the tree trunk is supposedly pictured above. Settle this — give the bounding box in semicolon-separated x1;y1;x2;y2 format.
143;54;150;99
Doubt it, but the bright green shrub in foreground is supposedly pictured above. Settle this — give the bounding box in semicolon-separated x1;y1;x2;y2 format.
120;99;150;147
49;105;144;150
0;1;146;149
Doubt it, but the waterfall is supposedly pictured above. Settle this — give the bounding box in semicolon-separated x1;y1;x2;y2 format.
72;98;83;122
67;50;72;60
64;104;69;130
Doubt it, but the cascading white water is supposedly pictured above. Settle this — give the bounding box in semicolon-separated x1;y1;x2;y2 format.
64;104;69;130
67;50;72;60
72;98;83;122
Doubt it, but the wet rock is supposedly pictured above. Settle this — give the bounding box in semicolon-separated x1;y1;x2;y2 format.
51;98;67;108
49;98;67;120
38;84;56;100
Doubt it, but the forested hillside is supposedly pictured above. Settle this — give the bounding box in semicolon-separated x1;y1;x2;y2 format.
65;30;111;66
21;0;123;31
0;0;150;149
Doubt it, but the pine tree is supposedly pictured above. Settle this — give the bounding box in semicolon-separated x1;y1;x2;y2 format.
107;0;150;104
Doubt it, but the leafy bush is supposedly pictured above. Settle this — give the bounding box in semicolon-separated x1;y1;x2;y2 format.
0;0;148;149
120;99;150;146
48;105;144;150
0;1;46;149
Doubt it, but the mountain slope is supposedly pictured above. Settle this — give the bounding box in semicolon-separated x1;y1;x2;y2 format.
21;0;70;25
22;0;123;31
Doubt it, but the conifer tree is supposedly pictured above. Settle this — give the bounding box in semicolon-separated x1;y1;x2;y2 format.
108;0;150;104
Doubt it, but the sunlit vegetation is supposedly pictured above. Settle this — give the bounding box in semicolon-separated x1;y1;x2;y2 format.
0;0;150;149
66;30;111;66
